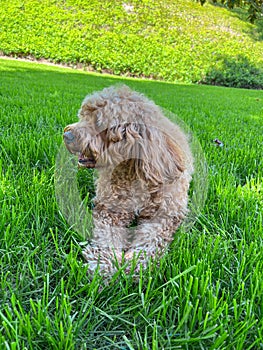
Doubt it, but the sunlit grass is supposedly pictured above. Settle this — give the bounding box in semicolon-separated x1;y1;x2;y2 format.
0;59;262;349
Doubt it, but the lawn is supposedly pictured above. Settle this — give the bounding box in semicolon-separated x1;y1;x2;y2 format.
0;58;263;349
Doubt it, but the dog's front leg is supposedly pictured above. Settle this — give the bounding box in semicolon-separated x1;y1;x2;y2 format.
82;205;133;275
124;218;179;273
124;184;189;273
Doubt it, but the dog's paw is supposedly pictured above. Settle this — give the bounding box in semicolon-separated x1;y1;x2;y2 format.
124;249;149;275
82;244;123;275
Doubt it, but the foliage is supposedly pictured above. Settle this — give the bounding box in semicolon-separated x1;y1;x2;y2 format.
196;0;263;23
0;0;262;88
200;55;263;88
0;58;263;348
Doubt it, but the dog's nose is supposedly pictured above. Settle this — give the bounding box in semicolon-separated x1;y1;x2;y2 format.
63;131;75;143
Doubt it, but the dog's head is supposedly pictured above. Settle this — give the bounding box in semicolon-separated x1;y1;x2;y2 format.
63;86;188;184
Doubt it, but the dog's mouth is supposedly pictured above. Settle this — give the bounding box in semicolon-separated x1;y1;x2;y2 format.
78;153;96;168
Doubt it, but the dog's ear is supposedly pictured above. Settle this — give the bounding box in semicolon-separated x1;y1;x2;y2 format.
106;123;186;185
138;125;186;185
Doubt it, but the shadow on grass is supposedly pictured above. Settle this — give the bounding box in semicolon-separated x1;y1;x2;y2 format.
200;55;263;90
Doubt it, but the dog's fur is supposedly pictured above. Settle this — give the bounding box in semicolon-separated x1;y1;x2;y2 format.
63;85;193;275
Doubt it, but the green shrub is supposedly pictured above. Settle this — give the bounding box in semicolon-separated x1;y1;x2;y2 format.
200;56;263;89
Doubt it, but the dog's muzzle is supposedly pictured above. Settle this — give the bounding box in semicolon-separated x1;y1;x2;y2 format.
63;127;97;168
63;129;81;154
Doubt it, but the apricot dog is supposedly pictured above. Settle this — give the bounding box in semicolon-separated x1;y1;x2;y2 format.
63;85;193;275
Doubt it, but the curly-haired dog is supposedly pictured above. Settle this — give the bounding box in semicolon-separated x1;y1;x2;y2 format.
63;85;194;275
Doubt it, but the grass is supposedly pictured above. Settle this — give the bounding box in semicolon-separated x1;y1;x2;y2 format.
0;0;262;87
0;58;263;349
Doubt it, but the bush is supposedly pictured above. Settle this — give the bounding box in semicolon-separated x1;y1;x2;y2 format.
200;56;263;89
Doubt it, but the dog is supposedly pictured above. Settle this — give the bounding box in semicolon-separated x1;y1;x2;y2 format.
63;85;194;276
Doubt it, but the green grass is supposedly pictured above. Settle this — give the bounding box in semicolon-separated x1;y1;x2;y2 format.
0;58;263;349
0;0;263;87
